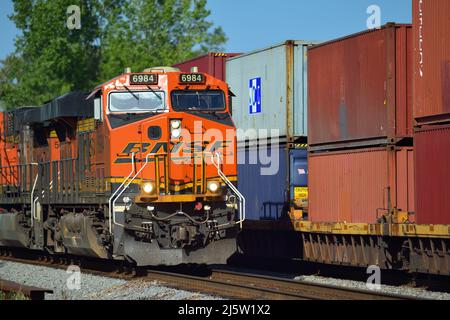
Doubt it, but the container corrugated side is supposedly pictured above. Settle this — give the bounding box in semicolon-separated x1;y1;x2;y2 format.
413;0;450;123
227;41;315;142
173;52;241;81
308;147;414;224
415;124;450;225
237;144;307;221
308;24;413;147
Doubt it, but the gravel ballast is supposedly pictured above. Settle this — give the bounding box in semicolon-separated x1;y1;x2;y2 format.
0;260;222;300
294;274;450;300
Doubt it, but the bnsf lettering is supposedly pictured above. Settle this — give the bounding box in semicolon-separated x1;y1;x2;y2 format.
115;142;167;163
182;141;210;153
114;141;232;164
209;141;231;153
121;142;151;154
151;142;168;154
170;142;184;153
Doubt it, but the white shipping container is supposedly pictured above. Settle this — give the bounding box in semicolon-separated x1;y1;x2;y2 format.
226;40;315;143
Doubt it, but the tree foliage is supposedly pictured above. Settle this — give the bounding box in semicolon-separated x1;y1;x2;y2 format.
99;0;226;80
0;0;226;109
1;0;104;108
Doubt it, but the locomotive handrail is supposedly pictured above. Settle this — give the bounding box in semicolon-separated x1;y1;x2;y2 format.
108;152;135;233
209;152;246;229
110;152;163;230
30;163;39;227
33;197;39;222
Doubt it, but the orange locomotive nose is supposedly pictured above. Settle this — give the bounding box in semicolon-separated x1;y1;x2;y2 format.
101;69;240;265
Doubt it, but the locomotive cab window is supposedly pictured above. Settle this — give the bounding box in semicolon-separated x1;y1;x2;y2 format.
171;90;226;111
109;91;165;113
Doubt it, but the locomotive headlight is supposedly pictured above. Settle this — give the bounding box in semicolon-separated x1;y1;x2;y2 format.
171;128;181;139
171;120;181;129
207;181;220;193
171;120;182;139
142;182;155;194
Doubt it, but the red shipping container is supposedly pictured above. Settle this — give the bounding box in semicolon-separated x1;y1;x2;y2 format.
415;124;450;225
308;24;413;147
309;147;415;224
413;0;450;123
173;52;241;81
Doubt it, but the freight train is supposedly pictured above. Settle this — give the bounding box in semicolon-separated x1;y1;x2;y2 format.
0;67;244;266
294;0;450;277
173;2;450;276
1;0;449;278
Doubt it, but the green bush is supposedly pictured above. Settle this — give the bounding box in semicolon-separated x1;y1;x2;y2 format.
0;291;29;300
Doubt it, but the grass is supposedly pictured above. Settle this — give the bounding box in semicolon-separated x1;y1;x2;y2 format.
0;290;29;300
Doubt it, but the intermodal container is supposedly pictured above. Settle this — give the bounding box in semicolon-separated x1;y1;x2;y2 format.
308;147;414;224
308;24;413;148
413;0;450;124
415;124;450;225
227;41;315;143
172;52;241;81
237;144;307;221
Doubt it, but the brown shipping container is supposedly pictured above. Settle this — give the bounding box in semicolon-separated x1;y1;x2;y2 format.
415;124;450;225
308;24;413;147
413;0;450;123
309;147;415;224
173;52;241;81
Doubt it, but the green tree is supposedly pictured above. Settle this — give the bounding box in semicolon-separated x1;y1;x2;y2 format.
0;55;28;109
0;0;227;109
99;0;226;81
0;0;107;108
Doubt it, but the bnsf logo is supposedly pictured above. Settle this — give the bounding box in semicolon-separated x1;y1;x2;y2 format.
115;141;232;164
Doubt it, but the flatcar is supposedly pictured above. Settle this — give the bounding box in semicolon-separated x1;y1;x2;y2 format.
0;67;244;266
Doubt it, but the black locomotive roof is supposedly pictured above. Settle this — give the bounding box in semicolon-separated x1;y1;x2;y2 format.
21;91;94;124
9;106;35;125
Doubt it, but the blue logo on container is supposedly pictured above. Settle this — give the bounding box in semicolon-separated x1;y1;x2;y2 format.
249;77;261;114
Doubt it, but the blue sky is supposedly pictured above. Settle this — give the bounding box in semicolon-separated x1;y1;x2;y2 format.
0;0;19;60
0;0;412;60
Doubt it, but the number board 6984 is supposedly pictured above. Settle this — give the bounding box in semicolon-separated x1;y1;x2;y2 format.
130;74;159;85
179;74;205;84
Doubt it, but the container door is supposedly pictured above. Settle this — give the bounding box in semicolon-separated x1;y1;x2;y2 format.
238;144;288;221
289;149;308;204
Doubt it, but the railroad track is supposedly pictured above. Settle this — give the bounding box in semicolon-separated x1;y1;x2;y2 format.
144;269;415;300
0;251;417;300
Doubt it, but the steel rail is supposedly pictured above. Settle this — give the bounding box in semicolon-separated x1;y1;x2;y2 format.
142;269;417;300
144;269;317;300
208;269;416;300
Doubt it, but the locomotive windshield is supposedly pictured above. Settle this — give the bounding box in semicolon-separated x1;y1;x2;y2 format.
171;90;225;111
109;91;165;113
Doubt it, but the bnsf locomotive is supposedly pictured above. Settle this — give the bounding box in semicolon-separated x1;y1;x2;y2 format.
0;67;244;266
